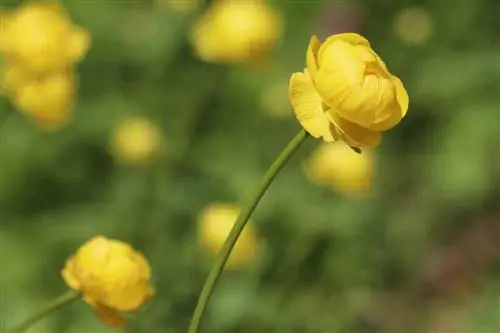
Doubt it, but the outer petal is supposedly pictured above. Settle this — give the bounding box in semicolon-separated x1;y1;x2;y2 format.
368;101;402;131
289;71;331;139
67;27;91;62
392;76;409;117
306;36;321;79
317;33;370;67
61;256;81;290
328;112;382;149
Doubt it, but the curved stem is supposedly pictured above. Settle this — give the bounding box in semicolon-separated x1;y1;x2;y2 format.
9;290;79;333
188;129;309;333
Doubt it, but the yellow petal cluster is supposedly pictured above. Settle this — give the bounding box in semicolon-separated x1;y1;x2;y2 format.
198;203;260;267
305;141;374;195
110;117;163;166
0;2;90;130
61;236;154;327
190;0;282;64
289;33;409;149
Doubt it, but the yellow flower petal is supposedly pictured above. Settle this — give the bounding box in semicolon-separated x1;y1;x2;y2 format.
92;304;128;328
328;112;382;149
289;71;333;140
306;35;321;78
317;33;371;68
314;41;401;129
392;76;409;117
67;27;91;62
61;257;80;290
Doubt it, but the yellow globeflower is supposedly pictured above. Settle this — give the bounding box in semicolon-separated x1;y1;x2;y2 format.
199;203;260;267
12;70;76;130
1;2;90;73
190;0;282;64
305;141;374;195
62;236;154;327
289;33;409;149
110;117;163;166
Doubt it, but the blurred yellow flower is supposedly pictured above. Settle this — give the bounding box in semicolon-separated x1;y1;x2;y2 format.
61;236;154;327
190;0;282;64
110;117;163;166
289;33;409;149
305;141;374;195
199;203;260;267
11;69;76;131
1;2;90;73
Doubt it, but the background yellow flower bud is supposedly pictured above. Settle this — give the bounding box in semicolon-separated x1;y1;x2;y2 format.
12;70;76;130
110;117;163;166
61;236;154;327
305;142;374;195
1;2;90;73
198;203;260;267
190;0;282;64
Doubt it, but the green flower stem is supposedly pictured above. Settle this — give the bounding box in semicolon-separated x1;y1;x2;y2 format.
9;290;79;333
187;129;310;333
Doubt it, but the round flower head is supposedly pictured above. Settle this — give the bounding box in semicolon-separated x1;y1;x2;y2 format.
110;117;163;166
12;69;76;131
289;33;409;149
62;236;154;327
305;141;374;195
1;2;90;73
199;203;260;267
190;0;282;64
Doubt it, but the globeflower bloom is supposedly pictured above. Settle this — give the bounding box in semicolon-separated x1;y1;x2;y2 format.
305;141;374;195
62;236;154;327
190;0;282;64
110;117;163;166
0;2;90;73
199;203;260;267
11;69;76;130
289;33;409;149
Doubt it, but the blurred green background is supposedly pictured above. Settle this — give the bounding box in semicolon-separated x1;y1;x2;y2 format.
0;0;499;332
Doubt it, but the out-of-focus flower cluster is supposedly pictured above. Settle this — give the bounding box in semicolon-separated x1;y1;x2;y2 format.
0;2;90;130
190;0;282;64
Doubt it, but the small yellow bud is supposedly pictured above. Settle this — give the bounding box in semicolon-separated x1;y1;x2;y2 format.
1;2;91;73
61;236;154;327
190;0;282;64
12;69;76;131
198;203;260;267
110;117;163;166
305;141;374;195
